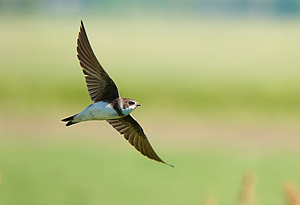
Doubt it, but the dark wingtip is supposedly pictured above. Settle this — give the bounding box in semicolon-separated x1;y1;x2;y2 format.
163;161;174;167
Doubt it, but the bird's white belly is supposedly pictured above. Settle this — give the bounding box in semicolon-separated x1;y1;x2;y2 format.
74;101;120;122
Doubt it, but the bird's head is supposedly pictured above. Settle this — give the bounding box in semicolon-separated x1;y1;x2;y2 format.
121;98;141;115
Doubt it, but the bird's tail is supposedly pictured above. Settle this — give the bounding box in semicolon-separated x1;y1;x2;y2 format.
61;114;78;126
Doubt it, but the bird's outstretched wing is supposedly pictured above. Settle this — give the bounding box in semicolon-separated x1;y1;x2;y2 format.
107;115;173;167
77;20;119;103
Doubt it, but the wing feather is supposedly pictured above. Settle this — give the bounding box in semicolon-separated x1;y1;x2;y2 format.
77;21;119;102
107;115;173;167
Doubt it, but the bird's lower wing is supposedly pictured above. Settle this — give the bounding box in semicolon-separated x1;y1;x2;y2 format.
106;115;173;167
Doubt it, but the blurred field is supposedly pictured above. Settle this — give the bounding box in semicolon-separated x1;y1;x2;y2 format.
0;15;300;204
1;15;300;118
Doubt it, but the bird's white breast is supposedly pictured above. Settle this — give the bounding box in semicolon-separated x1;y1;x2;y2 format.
74;101;120;122
90;101;119;119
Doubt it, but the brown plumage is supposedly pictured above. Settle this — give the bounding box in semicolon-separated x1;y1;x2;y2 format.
63;21;173;167
107;115;173;167
77;21;119;103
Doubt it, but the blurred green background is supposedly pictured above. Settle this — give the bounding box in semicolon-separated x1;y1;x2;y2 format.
1;1;300;204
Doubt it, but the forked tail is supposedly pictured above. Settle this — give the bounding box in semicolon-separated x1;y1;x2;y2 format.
61;114;78;126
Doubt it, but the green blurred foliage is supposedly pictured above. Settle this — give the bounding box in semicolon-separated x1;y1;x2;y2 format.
0;138;299;205
1;0;300;17
1;15;300;205
1;16;300;119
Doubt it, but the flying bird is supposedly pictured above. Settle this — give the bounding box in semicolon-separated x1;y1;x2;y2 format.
62;21;173;167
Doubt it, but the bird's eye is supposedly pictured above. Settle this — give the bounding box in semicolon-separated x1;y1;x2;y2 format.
129;101;135;105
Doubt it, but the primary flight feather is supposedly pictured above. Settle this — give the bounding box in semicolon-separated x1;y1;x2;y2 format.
62;21;173;167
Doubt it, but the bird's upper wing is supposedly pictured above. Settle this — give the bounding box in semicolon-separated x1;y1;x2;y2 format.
77;21;119;103
107;115;173;167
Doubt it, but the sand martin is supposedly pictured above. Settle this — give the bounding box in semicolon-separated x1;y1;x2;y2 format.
62;21;172;167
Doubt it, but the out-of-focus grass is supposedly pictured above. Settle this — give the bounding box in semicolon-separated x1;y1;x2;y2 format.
1;16;300;120
1;15;300;205
0;137;300;205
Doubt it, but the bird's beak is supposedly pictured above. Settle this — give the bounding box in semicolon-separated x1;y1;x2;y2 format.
137;104;141;106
